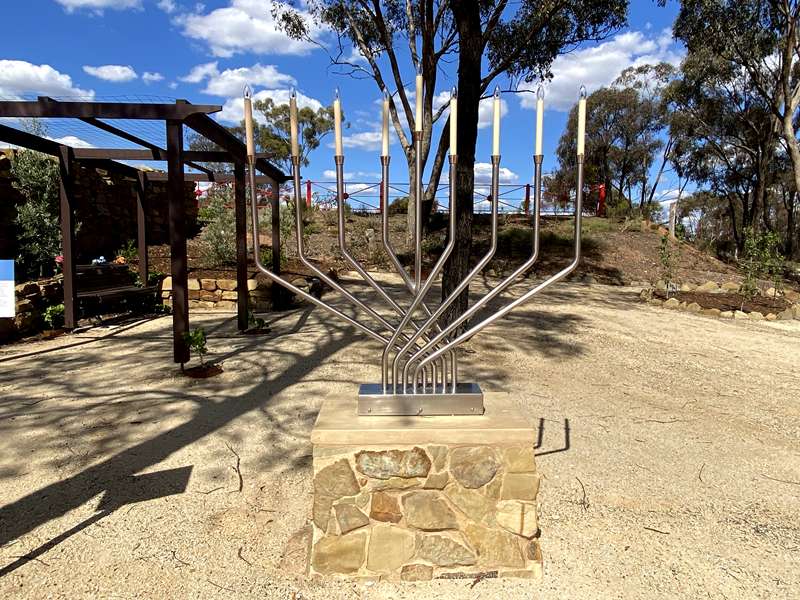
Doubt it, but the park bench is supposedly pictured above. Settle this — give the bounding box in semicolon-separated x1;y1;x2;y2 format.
76;263;157;314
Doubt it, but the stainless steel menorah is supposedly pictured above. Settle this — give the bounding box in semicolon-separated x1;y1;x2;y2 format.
243;84;586;416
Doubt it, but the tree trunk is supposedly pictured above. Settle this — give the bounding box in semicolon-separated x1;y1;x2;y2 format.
442;1;482;328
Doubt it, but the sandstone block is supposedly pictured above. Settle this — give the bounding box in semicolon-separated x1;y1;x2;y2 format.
313;459;360;531
367;525;415;573
504;446;536;473
777;308;794;320
221;291;238;300
696;281;719;292
200;278;217;291
334;503;369;534
161;276;172;291
187;278;200;290
734;310;749;320
687;302;702;313
450;446;500;489
401;564;433;581
217;279;237;291
464;523;524;568
403;490;458;530
663;297;680;309
355;447;431;480
423;471;449;490
500;473;540;501
720;311;734;319
247;279;259;291
370;491;401;523
216;300;236;311
444;484;495;525
15;282;39;297
749;311;764;321
427;445;448;471
416;533;476;567
279;524;312;575
312;532;367;575
701;308;721;317
496;500;538;538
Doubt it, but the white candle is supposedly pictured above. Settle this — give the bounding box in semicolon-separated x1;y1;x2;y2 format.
449;88;457;156
492;87;501;156
577;85;587;156
289;89;299;157
243;84;255;160
415;67;423;133
334;88;343;156
381;92;389;157
535;86;544;156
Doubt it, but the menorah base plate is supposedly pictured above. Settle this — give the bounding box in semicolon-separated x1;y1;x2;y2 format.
357;382;484;416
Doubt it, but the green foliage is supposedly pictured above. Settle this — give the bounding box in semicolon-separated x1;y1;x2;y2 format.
740;227;784;300
183;327;208;365
198;186;236;267
251;98;335;174
248;310;267;330
43;303;65;329
388;196;408;215
117;239;138;263
259;245;287;269
659;235;679;294
10;128;62;279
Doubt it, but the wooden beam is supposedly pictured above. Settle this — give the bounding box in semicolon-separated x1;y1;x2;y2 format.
234;163;249;331
166;120;189;363
135;172;148;285
270;178;281;274
144;172;275;183
74;148;166;160
0;99;221;120
0;123;61;156
58;146;78;329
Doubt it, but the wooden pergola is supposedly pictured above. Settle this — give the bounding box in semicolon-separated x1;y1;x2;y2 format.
0;97;290;363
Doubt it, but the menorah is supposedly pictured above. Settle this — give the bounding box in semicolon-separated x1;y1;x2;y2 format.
243;81;586;417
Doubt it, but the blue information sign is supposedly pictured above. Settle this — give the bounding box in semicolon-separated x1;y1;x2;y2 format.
0;260;14;318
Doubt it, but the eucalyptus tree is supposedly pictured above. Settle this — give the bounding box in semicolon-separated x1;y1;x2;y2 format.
272;0;628;321
666;49;779;252
673;0;800;204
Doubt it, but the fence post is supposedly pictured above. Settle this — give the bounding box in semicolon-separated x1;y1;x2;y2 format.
306;180;312;209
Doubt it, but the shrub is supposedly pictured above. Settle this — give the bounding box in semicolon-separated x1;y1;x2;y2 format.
198;187;236;267
43;303;65;329
116;239;138;263
388;196;409;215
10;139;62;279
659;235;679;294
740;227;784;300
183;327;208;365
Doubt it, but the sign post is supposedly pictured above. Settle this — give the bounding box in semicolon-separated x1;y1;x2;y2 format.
0;261;14;318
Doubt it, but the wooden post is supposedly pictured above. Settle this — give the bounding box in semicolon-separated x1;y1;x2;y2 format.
270;177;281;274
135;171;148;284
234;162;249;331
166;119;189;363
523;184;531;216
58;146;78;329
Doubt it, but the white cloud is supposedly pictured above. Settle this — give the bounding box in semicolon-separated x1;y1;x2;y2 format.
179;61;218;83
322;169;379;180
0;60;94;99
176;0;320;58
478;95;508;129
142;71;164;84
474;162;518;184
83;64;138;82
521;29;685;111
217;89;323;124
157;0;177;13
48;135;94;148
190;63;296;97
55;0;141;12
342;130;382;151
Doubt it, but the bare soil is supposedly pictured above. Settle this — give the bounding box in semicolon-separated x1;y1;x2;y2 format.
0;281;797;599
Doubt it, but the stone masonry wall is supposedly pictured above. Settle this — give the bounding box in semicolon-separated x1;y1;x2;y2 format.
310;443;543;581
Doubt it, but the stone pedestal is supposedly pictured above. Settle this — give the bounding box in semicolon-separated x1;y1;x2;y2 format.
309;392;543;581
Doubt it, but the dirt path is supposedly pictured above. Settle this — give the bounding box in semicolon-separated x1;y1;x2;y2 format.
0;283;797;599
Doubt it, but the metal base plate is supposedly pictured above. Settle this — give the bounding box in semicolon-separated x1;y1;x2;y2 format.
358;383;484;416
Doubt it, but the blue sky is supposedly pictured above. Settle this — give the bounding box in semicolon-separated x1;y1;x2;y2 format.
1;1;684;207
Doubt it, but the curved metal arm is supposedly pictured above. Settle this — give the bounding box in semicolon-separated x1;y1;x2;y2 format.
246;159;388;345
405;155;543;373
381;154;458;394
379;156;455;392
412;157;585;378
399;155;501;393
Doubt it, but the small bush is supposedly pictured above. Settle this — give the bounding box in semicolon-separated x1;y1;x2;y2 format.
116;239;138;263
388;196;409;215
659;235;679;294
198;188;236;267
183;327;208;365
43;303;65;329
740;227;784;300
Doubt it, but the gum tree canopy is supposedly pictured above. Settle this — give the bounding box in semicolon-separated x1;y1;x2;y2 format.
272;0;627;323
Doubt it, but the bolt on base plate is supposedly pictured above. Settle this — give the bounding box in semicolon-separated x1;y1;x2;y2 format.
357;383;485;416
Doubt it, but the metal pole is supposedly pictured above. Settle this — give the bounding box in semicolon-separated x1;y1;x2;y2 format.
413;156;583;377
234;162;249;331
414;132;422;290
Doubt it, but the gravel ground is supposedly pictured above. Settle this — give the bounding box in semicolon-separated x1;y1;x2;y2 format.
0;281;798;599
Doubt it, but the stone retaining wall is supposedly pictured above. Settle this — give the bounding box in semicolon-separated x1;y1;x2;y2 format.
309;444;542;581
0;277;64;340
161;276;312;311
